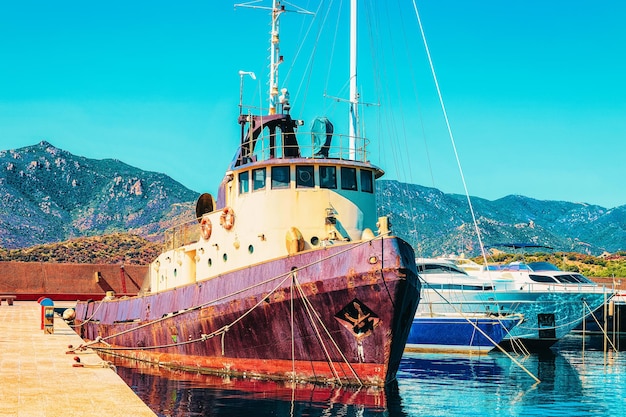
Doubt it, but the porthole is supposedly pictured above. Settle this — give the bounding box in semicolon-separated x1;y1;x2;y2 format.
248;245;254;254
310;236;319;246
223;253;228;262
208;258;212;267
173;269;177;277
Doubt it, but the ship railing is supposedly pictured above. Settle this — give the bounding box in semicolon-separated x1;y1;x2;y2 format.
245;131;370;164
163;218;201;251
519;282;615;294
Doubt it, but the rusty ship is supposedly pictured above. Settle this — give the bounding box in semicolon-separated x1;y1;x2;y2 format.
73;0;420;387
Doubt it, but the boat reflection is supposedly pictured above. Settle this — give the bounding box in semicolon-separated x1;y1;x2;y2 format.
398;352;508;381
104;354;408;417
398;348;583;415
103;343;593;417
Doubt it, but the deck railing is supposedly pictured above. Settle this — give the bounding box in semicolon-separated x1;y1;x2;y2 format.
244;131;370;164
163;219;201;252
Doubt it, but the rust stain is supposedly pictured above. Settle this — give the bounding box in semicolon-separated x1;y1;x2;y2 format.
200;306;215;318
272;289;286;303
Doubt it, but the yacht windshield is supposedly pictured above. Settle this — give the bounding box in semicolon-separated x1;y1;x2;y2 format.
527;262;561;271
417;263;469;275
529;274;558;283
554;274;595;284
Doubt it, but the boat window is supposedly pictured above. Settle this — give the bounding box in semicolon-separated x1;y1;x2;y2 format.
527;262;560;272
360;169;373;193
319;166;337;189
417;263;468;275
555;274;594;284
529;274;558;283
296;165;314;188
554;274;578;283
425;284;494;291
571;274;594;284
503;262;531;271
341;167;357;190
271;166;290;189
252;168;266;191
238;171;249;194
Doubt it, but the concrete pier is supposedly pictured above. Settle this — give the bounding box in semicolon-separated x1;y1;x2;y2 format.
0;302;156;417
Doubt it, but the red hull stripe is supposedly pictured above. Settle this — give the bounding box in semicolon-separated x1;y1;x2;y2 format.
92;346;388;387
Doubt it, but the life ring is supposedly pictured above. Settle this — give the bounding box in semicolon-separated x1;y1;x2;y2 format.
200;215;212;240
220;207;235;230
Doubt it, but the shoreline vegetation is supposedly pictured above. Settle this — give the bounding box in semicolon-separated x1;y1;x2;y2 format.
0;233;160;265
0;233;624;280
469;251;626;281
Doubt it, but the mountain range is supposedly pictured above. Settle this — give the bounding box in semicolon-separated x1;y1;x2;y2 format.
2;141;625;257
378;181;626;257
0;141;197;248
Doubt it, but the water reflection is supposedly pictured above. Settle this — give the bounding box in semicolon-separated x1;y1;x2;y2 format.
104;335;626;417
108;355;407;417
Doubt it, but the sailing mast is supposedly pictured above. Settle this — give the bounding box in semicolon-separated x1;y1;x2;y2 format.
348;0;358;159
269;0;284;115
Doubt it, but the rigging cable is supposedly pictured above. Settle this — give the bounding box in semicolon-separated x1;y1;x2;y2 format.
411;0;490;267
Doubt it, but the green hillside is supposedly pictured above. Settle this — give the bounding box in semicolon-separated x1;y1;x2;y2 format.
0;233;161;264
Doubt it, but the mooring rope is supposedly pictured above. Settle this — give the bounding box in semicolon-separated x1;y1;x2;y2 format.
293;276;343;385
71;298;105;328
77;272;292;352
293;273;364;386
582;299;619;352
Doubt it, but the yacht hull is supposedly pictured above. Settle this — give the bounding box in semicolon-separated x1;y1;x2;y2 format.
420;289;609;351
405;314;521;354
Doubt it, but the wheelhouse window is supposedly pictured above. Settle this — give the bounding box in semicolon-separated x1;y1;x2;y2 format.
296;165;314;188
238;171;249;194
271;166;290;189
252;168;266;191
341;167;357;190
360;169;373;193
319;166;337;189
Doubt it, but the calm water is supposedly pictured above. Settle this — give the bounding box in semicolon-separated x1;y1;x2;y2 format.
109;334;625;417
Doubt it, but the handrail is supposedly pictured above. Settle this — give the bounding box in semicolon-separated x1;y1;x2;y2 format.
244;131;370;163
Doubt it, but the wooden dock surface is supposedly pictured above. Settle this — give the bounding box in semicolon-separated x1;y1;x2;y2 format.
0;301;156;417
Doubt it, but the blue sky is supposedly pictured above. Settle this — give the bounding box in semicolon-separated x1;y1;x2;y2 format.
2;1;625;209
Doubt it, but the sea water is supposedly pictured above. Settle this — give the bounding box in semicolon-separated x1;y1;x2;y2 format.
111;334;625;417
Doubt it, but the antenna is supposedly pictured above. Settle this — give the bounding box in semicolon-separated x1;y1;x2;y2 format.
238;70;257;114
235;1;313;114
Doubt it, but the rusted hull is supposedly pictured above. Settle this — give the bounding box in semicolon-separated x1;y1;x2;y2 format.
106;353;391;409
74;236;419;387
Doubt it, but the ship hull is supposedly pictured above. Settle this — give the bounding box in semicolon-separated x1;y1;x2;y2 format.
74;236;419;387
